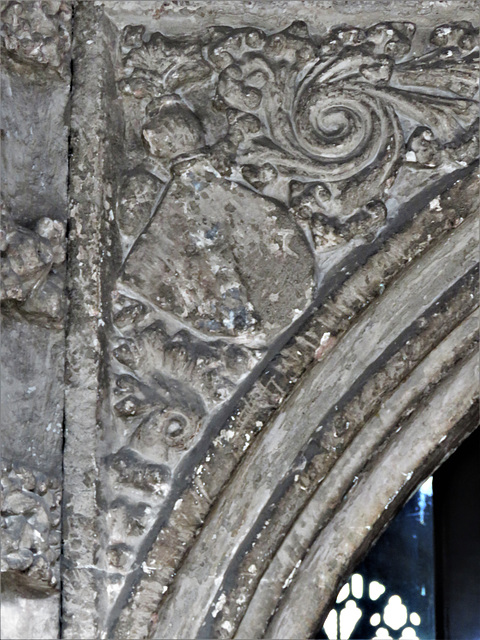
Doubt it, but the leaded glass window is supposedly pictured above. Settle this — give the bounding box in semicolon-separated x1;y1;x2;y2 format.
317;479;434;640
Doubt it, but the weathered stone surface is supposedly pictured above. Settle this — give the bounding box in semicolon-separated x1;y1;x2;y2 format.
61;2;478;639
1;0;71;77
1;462;61;595
0;1;71;638
1;1;478;639
120;155;314;340
1;208;66;323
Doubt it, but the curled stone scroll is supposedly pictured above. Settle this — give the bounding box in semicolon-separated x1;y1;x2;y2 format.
108;16;478;512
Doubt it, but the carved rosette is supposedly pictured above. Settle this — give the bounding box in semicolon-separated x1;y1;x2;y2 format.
1;462;61;595
0;0;72;77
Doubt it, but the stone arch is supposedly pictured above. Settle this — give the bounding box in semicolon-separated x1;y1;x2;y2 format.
3;3;477;639
263;380;478;640
143;205;478;640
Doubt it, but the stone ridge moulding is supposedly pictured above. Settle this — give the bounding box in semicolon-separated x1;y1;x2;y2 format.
62;1;480;639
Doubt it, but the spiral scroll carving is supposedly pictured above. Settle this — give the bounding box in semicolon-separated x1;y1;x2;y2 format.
292;83;399;181
119;20;478;230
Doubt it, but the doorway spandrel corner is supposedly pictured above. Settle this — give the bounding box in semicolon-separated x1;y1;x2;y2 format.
1;1;478;639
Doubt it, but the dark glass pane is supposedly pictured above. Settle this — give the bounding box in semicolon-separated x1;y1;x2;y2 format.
316;479;435;640
434;426;480;640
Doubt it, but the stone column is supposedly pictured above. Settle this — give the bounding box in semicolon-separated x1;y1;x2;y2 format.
1;2;72;638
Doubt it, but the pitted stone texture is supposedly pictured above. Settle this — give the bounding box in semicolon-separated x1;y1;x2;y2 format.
0;0;72;77
0;1;71;638
1;462;61;596
1;208;66;325
121;156;314;340
54;1;480;639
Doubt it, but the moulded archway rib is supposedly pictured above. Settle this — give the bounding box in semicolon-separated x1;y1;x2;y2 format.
237;311;478;639
264;362;478;639
59;5;480;640
151;207;478;640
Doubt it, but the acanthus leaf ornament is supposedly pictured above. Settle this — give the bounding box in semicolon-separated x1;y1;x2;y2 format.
108;15;479;508
119;20;478;252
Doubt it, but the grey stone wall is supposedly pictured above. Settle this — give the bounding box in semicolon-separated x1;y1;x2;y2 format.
1;2;478;639
1;1;71;637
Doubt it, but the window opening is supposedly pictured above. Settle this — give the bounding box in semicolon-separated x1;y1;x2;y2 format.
317;478;435;640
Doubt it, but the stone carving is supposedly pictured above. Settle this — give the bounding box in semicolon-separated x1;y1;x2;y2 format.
106;299;261;568
118;25;319;346
0;207;66;326
99;18;479;582
111;313;257;417
119;159;314;340
0;4;71;638
1;462;61;596
58;4;479;639
109;17;478;471
0;0;72;77
119;20;478;256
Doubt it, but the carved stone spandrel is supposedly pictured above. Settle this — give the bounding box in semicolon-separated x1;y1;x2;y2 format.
63;2;478;639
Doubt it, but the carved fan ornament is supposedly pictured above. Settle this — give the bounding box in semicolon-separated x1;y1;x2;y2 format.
97;17;479;611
